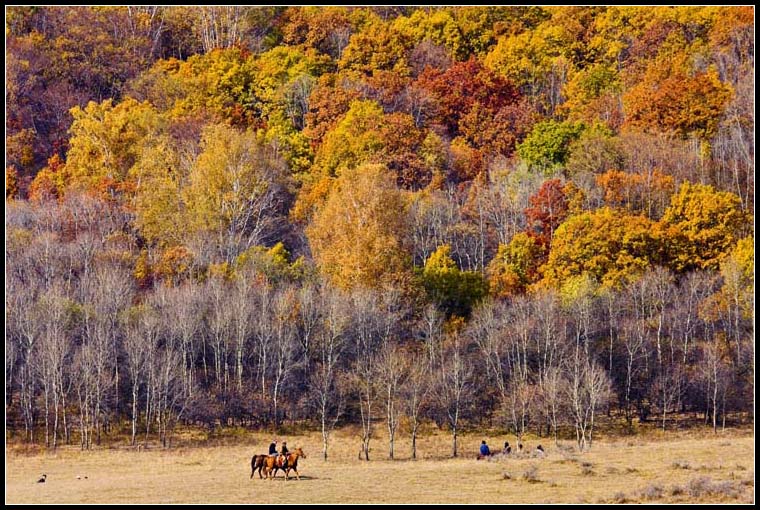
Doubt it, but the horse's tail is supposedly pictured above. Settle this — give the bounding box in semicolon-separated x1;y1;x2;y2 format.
251;455;258;478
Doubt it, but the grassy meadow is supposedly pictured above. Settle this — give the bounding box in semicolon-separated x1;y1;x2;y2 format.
5;427;754;504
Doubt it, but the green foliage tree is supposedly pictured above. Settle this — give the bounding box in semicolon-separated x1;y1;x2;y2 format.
421;245;488;317
517;120;584;173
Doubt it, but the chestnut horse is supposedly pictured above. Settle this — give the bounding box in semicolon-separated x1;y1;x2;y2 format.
262;447;306;481
250;454;268;479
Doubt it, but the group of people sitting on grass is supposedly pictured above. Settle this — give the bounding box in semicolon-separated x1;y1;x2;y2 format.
477;439;544;459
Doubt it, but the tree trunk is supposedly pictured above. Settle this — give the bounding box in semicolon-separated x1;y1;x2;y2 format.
452;425;458;458
131;384;138;446
411;424;418;460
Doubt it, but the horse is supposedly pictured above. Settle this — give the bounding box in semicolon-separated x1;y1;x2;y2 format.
250;454;269;479
262;447;306;481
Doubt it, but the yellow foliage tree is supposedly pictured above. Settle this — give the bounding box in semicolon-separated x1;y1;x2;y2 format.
65;98;165;194
541;207;660;289
657;181;750;272
306;163;411;289
487;232;541;298
184;123;288;263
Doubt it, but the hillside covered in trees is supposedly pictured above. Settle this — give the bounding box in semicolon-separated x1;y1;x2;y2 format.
5;6;754;457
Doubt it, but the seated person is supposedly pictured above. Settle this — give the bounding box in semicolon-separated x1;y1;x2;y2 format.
502;441;512;455
479;440;491;459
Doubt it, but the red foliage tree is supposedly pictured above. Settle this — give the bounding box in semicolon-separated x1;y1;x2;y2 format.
524;178;569;253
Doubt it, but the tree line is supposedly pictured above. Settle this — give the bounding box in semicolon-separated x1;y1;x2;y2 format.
6;193;753;457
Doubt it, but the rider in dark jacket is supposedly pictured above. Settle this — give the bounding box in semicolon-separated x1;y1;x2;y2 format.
268;440;277;456
281;441;290;469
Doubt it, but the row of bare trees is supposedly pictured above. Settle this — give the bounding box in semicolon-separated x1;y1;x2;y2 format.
6;196;753;457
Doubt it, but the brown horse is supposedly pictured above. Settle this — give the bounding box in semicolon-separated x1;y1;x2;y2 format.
262;448;306;481
250;454;268;479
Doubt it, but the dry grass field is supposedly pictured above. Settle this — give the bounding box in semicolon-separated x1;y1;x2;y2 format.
6;427;754;504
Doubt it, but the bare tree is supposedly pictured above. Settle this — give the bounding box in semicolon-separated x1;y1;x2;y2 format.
195;6;245;53
6;278;41;442
436;333;472;458
37;284;75;449
469;300;511;430
271;288;298;428
296;283;322;368
309;286;347;461
566;355;612;451
350;290;383;461
419;303;444;372
123;305;159;446
252;281;275;403
505;296;534;442
376;342;408;460
230;275;254;393
206;276;233;393
154;341;189;448
539;366;566;445
163;283;203;399
402;355;430;460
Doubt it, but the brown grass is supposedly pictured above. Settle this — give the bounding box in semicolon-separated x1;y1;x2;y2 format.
5;428;754;504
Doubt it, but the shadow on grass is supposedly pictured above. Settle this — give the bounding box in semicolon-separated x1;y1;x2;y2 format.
253;475;325;482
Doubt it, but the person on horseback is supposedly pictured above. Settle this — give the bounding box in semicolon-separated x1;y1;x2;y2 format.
268;439;278;457
280;441;290;470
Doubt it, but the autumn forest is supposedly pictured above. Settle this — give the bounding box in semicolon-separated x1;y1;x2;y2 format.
5;6;754;458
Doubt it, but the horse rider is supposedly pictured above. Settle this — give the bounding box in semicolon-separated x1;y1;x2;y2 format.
269;439;278;457
280;441;290;470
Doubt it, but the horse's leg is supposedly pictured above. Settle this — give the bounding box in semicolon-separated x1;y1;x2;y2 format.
294;468;299;481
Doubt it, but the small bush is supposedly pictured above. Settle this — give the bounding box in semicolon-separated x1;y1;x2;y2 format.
503;472;512;480
612;492;627;503
639;484;664;500
581;464;594;476
625;467;639;473
606;466;620;474
522;464;540;483
671;460;691;470
556;454;578;464
686;476;712;497
685;476;743;499
711;481;741;498
669;485;684;496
